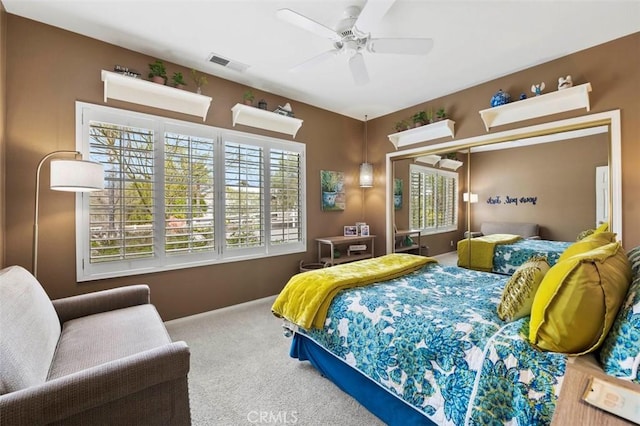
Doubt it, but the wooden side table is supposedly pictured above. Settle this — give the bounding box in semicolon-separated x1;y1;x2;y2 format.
552;355;639;425
316;235;375;266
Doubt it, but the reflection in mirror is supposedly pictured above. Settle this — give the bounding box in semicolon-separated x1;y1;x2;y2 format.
391;150;469;257
468;127;609;242
386;111;622;259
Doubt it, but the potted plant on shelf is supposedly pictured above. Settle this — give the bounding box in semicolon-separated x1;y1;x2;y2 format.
412;111;427;127
191;69;208;94
432;108;447;122
171;72;187;89
394;119;410;132
148;60;167;84
243;90;255;106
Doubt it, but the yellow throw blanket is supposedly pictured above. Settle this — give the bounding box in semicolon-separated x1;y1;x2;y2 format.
272;253;435;330
457;234;522;272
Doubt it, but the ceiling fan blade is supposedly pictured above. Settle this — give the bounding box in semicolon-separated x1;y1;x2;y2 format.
368;38;434;55
349;52;369;86
290;49;338;72
276;8;339;41
354;0;396;34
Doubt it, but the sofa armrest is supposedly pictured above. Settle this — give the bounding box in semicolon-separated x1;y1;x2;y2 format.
53;285;150;324
0;341;189;425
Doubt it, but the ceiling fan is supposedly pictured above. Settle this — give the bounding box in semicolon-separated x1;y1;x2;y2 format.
276;0;433;85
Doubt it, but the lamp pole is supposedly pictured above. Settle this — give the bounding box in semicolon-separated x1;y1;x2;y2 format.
33;150;82;278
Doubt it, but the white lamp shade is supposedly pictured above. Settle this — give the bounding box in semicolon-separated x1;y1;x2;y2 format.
463;192;479;203
50;159;104;192
359;162;373;187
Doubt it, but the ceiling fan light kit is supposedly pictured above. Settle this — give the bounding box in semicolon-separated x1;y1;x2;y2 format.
277;0;433;85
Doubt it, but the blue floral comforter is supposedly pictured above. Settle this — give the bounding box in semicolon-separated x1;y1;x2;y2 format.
302;263;566;425
493;239;571;275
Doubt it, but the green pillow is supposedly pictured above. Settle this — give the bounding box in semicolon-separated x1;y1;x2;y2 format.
497;255;550;322
558;231;617;263
529;242;631;355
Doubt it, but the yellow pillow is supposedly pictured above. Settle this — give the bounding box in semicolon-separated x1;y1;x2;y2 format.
497;256;550;322
529;242;631;354
558;232;617;263
594;222;609;233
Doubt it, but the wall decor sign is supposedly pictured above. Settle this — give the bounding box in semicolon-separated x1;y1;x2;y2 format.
321;170;345;211
487;195;538;206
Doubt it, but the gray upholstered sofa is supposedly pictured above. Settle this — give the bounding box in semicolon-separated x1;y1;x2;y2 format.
0;265;191;425
479;221;540;239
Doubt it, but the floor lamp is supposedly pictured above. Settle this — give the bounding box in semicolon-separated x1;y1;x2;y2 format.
33;150;104;278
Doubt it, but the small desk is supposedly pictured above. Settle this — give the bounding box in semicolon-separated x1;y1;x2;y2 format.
394;230;422;255
316;235;375;266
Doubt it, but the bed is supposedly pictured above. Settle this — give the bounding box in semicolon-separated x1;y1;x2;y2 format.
274;242;637;426
457;235;571;275
273;255;567;425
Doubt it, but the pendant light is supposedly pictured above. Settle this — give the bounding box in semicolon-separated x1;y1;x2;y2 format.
359;115;373;187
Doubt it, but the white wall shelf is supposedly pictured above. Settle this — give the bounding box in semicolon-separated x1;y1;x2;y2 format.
101;70;212;121
478;83;592;131
387;119;455;150
231;103;303;137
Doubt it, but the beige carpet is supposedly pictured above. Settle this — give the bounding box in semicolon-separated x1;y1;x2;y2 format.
165;296;385;426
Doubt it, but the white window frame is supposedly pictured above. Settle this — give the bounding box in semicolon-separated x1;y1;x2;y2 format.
75;102;306;281
408;163;458;235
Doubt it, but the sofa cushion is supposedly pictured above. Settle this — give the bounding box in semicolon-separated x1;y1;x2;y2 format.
48;304;171;379
0;266;61;394
480;221;539;239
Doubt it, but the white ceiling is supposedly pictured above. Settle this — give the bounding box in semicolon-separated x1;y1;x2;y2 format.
3;0;639;120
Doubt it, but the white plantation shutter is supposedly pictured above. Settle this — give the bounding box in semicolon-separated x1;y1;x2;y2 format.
269;148;302;245
409;164;458;233
164;132;215;255
88;120;156;263
76;103;305;281
224;141;265;251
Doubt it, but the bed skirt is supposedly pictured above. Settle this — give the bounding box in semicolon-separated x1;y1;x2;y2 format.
290;332;435;426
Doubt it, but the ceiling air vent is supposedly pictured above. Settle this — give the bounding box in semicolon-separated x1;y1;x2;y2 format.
207;53;249;73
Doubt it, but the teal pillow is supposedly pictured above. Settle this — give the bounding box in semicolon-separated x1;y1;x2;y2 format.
599;246;640;383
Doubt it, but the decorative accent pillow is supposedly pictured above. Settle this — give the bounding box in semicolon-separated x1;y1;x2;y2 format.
497;255;550;322
558;231;617;263
576;228;595;241
529;242;632;354
599;246;640;383
595;222;609;233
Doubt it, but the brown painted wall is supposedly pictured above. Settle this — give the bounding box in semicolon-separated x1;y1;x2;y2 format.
470;134;608;242
3;15;639;321
4;16;365;320
0;6;6;266
368;32;640;254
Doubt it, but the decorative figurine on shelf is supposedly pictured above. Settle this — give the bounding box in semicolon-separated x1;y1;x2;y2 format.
531;82;546;96
274;102;294;117
258;99;267;110
519;93;527;100
490;89;511;107
558;75;573;90
191;69;208;94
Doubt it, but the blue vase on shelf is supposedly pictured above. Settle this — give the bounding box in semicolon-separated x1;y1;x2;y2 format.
490;89;511;107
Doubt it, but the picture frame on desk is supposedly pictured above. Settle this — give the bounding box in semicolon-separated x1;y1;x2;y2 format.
360;225;370;236
355;222;367;235
344;225;358;237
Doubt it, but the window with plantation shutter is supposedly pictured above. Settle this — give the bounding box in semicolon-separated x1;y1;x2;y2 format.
409;164;458;234
76;102;305;281
164;131;215;256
